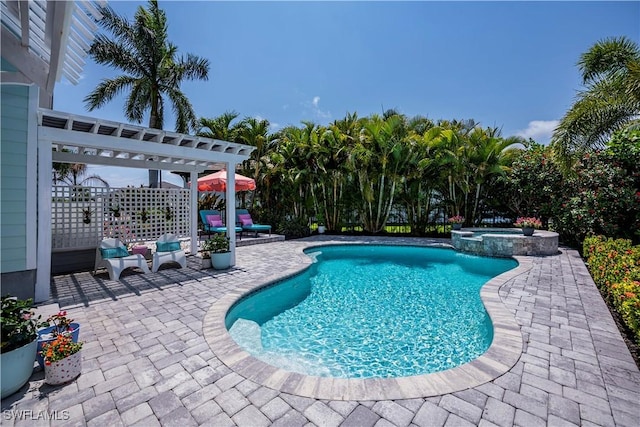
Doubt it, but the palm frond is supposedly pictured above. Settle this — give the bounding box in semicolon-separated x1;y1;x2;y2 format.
578;36;640;84
83;75;136;111
124;80;150;123
166;88;196;133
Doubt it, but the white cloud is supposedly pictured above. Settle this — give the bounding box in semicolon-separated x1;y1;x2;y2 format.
310;96;331;121
516;120;560;145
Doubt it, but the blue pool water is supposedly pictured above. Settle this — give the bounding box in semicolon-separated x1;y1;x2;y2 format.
227;245;517;378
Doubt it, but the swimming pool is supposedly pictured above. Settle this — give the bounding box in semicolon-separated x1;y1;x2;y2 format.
226;245;517;379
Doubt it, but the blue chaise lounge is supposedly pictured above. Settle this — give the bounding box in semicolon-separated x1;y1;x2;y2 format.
236;209;272;237
199;209;242;238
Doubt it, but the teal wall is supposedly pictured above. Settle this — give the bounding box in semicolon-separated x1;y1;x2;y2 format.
1;84;29;273
1;57;18;72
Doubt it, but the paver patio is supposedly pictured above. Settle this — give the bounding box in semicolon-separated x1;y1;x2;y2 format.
2;236;639;426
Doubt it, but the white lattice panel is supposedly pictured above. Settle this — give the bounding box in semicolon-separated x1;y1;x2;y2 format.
52;186;191;251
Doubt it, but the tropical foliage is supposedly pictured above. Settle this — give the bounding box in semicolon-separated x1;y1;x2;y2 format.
552;36;640;169
208;110;522;235
584;236;640;345
499;131;640;246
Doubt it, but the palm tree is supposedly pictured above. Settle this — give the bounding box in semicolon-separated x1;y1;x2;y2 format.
552;36;640;168
466;129;522;224
354;114;414;233
53;162;109;187
85;0;210;187
197;111;243;141
237;117;273;209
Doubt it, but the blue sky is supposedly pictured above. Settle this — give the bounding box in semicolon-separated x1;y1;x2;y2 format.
54;1;640;187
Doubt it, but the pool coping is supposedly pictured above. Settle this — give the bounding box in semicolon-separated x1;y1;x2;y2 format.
203;240;531;400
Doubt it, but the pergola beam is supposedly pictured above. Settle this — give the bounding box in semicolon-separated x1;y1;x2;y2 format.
52;151;208;173
41;127;250;165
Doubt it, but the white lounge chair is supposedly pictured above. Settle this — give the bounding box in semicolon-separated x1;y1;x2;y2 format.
94;238;150;280
152;233;187;272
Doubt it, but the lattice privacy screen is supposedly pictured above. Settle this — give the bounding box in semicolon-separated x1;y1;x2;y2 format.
52;186;191;251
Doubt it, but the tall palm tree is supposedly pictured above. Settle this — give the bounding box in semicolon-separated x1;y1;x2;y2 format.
552;36;640;168
237;117;273;209
354;115;414;233
85;0;210;187
466;129;521;224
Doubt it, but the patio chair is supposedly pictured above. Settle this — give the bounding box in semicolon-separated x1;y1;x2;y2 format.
94;238;150;281
236;209;272;237
152;233;187;272
199;209;242;238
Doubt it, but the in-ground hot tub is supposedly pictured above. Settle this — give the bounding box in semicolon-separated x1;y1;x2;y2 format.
452;228;559;257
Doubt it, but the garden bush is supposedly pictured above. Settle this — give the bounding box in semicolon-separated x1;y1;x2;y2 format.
584;236;640;344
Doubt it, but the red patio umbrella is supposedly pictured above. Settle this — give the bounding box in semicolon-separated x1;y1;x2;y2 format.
195;170;256;192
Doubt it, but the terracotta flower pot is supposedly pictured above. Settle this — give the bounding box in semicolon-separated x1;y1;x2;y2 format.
44;351;82;385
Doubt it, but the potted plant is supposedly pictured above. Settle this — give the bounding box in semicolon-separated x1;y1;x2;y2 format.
317;213;326;234
110;204;121;218
514;216;542;236
82;207;92;224
199;238;214;269
1;296;47;398
139;208;149;223
448;215;465;230
41;334;83;385
36;310;80;369
208;234;232;270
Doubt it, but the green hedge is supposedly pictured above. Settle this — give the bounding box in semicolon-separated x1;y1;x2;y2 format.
583;236;640;345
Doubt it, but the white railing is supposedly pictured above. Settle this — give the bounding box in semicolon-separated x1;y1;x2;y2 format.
52;186;191;251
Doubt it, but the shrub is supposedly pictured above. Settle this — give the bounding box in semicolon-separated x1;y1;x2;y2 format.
276;217;311;239
584;236;640;344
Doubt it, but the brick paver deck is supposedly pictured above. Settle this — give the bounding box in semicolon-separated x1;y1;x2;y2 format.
2;236;638;426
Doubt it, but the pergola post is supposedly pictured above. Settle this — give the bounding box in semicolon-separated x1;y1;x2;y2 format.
225;164;236;266
190;171;198;257
36;137;52;302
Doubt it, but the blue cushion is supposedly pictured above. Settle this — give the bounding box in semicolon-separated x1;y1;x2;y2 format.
100;246;129;259
157;241;181;252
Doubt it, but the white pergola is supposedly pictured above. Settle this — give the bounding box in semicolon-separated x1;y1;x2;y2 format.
36;108;256;300
2;0;258;300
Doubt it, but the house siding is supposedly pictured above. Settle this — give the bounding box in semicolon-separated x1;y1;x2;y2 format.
1;84;30;274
